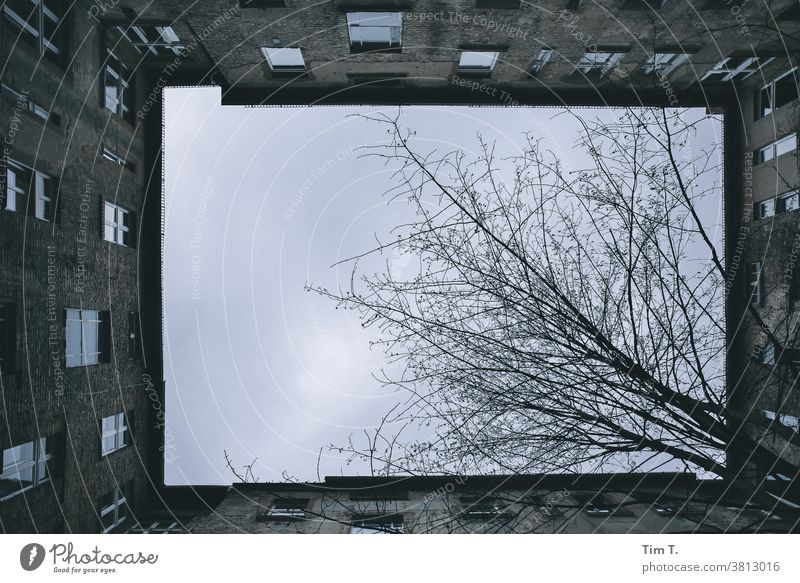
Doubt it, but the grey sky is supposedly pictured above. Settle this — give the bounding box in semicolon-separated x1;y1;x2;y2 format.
164;87;723;485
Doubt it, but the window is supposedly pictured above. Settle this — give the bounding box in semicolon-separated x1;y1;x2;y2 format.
580;494;616;516
103;201;135;247
347;12;402;51
102;147;135;172
1;159;55;220
350;515;404;534
458;51;500;73
2;159;28;212
99;484;131;533
101;412;129;456
576;51;624;75
3;0;64;63
261;47;306;72
642;53;689;76
264;498;309;520
757;341;775;364
104;50;134;123
654;504;676;516
756;134;796;164
585;503;612;516
754;192;797;219
0;83;61;126
0;437;56;501
128;311;142;360
127;520;183;534
755;69;799;119
766;473;794;482
529;49;552;75
115;25;184;57
461;497;504;517
701;55;775;82
749;262;763;306
0;303;16;374
755;198;775;219
777;191;799;214
763;410;800;432
33;168;55;221
65;309;108;367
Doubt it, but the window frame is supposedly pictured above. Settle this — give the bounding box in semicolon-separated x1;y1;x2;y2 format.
460;496;507;519
346;12;403;52
264;498;310;520
0;83;61;126
115;25;184;57
754;68;799;120
65;308;108;367
579;493;621;516
642;52;689;76
755;197;776;219
261;47;307;72
104;49;135;123
103;200;135;247
585;504;612;516
99;484;131;533
2;0;65;65
758;341;776;365
34;169;55;221
529;49;553;75
763;410;800;432
127;520;182;533
0;436;53;501
748;262;763;306
2;158;29;213
349;514;405;534
754;191;799;219
102;146;136;173
776;190;799;214
576;51;625;75
100;412;129;457
756;134;796;164
701;55;775;82
2;158;56;220
458;51;500;74
654;504;676;516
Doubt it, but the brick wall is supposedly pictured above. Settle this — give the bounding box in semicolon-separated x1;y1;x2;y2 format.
0;1;154;533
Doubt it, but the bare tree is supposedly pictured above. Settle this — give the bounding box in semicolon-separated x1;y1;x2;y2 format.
309;107;799;517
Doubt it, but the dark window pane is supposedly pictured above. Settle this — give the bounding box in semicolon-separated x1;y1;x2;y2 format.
0;303;16;373
775;74;798;109
105;65;119;112
757;86;771;118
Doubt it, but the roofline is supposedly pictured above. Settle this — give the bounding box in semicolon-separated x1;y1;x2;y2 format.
230;472;701;493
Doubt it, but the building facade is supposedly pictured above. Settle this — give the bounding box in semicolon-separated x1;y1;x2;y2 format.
187;473;793;533
1;0;799;533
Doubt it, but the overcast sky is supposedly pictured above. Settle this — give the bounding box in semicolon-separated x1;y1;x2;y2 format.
163;87;723;485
